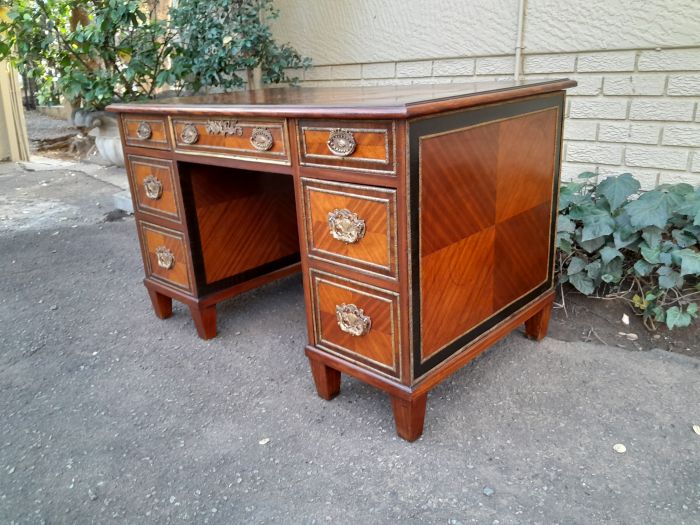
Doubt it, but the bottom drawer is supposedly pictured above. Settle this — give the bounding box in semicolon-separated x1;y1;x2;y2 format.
310;270;400;378
138;220;193;293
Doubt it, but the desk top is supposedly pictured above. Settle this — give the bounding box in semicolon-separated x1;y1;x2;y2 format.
108;79;575;119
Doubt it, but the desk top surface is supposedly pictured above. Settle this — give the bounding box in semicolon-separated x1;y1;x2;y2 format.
108;79;575;119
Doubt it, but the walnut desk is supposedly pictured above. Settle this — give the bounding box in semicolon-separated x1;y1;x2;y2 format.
108;79;576;441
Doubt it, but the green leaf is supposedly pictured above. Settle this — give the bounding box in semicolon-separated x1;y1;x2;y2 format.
687;303;698;318
651;306;666;322
567;256;587;276
600;246;623;265
578;235;606;254
640;242;661;264
580;208;615;242
557;215;576;233
586;260;602;280
678;249;700;276
657;265;683;289
569;271;595;295
672;229;697;248
625;189;685;229
597;173;640;211
641;227;663;249
577;171;598;179
633;259;654;277
666;306;692;330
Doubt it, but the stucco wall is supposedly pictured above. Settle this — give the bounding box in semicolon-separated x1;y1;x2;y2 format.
272;0;700;187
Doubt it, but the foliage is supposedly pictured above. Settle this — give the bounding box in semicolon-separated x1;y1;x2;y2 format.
557;172;700;330
0;0;310;110
0;0;175;110
166;0;310;93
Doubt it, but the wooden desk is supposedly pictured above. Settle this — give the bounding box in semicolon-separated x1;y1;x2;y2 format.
109;79;576;441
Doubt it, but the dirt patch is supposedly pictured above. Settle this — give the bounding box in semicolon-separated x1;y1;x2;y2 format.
550;284;699;359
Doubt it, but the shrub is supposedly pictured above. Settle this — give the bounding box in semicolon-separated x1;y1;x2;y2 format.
557;172;700;330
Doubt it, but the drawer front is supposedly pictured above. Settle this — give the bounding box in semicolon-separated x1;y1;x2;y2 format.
298;120;395;174
122;115;171;150
139;221;193;293
302;178;397;279
310;270;400;379
172;117;289;164
128;156;182;223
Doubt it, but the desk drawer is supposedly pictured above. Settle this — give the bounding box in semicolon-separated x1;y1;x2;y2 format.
310;270;400;378
122;115;171;150
128;156;182;223
172;117;289;164
138;220;193;293
302;178;397;279
298;120;395;175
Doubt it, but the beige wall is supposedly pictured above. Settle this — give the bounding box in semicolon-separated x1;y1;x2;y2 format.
0;60;30;161
272;0;700;188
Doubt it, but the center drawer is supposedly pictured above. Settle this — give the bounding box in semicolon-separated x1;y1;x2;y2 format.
171;117;289;164
301;178;398;279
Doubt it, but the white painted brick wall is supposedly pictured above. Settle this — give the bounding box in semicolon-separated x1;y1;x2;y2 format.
603;75;666;96
662;125;700;147
396;60;433;78
626;146;689;170
524;54;576;73
630;100;696;121
433;58;475;76
567;143;623;165
563;120;597;141
667;75;700;96
475;56;514;75
692;155;700;172
331;64;362;80
569;99;628;120
638;49;700;71
361;62;395;79
598;123;661;144
577;52;636;72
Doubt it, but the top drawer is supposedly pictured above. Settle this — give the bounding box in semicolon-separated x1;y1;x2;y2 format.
171;117;290;165
298;120;395;175
122;115;171;150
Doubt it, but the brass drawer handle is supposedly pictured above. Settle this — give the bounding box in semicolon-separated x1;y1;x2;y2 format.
206;120;242;136
155;246;175;270
250;127;274;151
336;303;371;337
180;123;199;144
327;129;356;157
136;121;152;140
328;208;365;244
143;175;163;200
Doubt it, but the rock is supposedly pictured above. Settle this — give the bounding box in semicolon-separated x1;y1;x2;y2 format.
613;443;627;453
692;424;700;436
621;314;630;325
258;438;270;445
625;333;638;341
482;486;495;496
88;488;98;501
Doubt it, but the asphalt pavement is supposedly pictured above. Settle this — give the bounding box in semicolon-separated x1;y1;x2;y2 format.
1;159;698;524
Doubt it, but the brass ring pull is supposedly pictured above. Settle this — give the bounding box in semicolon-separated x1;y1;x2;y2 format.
327;129;356;157
250;127;274;151
155;246;175;270
327;208;366;244
143;175;163;200
336;304;371;337
136;121;152;140
180;123;199;144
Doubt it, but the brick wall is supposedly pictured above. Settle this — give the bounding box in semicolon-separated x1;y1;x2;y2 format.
287;47;700;188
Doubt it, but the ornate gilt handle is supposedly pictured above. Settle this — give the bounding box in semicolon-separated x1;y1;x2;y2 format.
328;208;366;244
180;123;199;144
155;246;175;270
143;175;163;200
327;129;356;157
136;121;152;140
336;304;371;337
250;127;273;151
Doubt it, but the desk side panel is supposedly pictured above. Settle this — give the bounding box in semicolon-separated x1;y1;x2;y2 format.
410;93;564;381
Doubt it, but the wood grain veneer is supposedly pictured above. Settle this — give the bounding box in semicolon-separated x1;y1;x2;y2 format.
122;115;170;150
128;155;181;222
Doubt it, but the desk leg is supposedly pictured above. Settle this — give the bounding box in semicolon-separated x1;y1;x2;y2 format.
524;294;554;341
189;304;217;340
308;357;341;400
391;394;427;442
148;289;173;320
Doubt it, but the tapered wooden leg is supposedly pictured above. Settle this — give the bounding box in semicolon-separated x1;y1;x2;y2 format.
525;298;553;341
188;304;217;340
391;394;427;442
147;289;173;320
308;358;341;400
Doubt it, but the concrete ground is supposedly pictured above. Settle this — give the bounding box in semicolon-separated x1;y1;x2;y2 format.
0;159;698;524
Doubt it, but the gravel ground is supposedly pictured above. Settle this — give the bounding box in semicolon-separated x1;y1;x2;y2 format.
24;111;77;145
0;160;699;524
